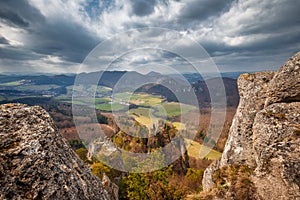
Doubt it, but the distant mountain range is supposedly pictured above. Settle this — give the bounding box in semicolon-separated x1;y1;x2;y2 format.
0;71;247;84
0;70;240;107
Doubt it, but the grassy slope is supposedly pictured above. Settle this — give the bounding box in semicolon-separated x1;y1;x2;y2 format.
154;102;197;118
185;139;222;160
172;122;186;130
95;102;126;112
129;107;160;127
0;80;24;86
114;92;163;106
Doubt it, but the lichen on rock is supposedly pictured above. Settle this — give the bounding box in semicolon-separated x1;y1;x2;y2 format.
202;52;300;199
0;104;110;200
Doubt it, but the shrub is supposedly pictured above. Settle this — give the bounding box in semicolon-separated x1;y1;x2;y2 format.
75;147;88;162
212;164;256;200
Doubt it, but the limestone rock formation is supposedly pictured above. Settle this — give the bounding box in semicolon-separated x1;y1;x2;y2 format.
252;102;300;198
0;104;110;200
220;72;275;168
265;53;300;106
202;52;300;199
102;173;119;200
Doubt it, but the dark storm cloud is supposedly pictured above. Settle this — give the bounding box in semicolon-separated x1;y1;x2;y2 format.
203;34;300;71
0;46;42;61
0;0;99;64
130;0;157;16
28;21;99;63
0;9;29;27
237;1;300;36
161;51;180;59
0;0;45;26
180;0;234;22
0;36;9;44
203;30;300;56
194;0;300;70
0;0;299;73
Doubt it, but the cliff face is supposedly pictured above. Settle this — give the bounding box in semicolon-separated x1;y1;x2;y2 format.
0;104;110;200
202;52;300;199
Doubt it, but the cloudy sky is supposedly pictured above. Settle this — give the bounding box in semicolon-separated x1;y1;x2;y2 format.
0;0;299;74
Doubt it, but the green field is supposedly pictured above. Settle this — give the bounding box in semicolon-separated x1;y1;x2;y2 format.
95;97;111;103
56;95;111;104
154;102;197;118
67;85;112;97
128;101;197;128
95;102;127;112
55;97;87;105
97;86;112;93
185;139;222;160
56;96;125;112
114;92;164;106
55;91;196;129
16;84;60;91
0;80;24;86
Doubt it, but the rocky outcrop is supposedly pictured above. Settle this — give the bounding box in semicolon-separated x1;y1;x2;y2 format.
147;122;190;175
0;104;110;200
265;53;300;106
202;52;300;199
105;121;189;174
202;159;220;190
102;173;119;200
220;72;275;168
252;102;300;199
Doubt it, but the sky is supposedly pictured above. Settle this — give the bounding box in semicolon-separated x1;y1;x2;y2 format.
0;0;299;74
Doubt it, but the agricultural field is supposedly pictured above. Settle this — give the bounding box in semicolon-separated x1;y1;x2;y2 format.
129;107;160;127
129;102;197;130
96;86;112;94
128;101;197;123
16;84;60;91
66;85;112;97
56;90;197;131
113;92;164;106
57;85;113;107
153;102;197;118
95;97;111;103
95;102;127;112
0;80;24;86
185;139;222;160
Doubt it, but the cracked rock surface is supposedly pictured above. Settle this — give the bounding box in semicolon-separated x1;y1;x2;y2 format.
0;104;110;200
202;52;300;199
